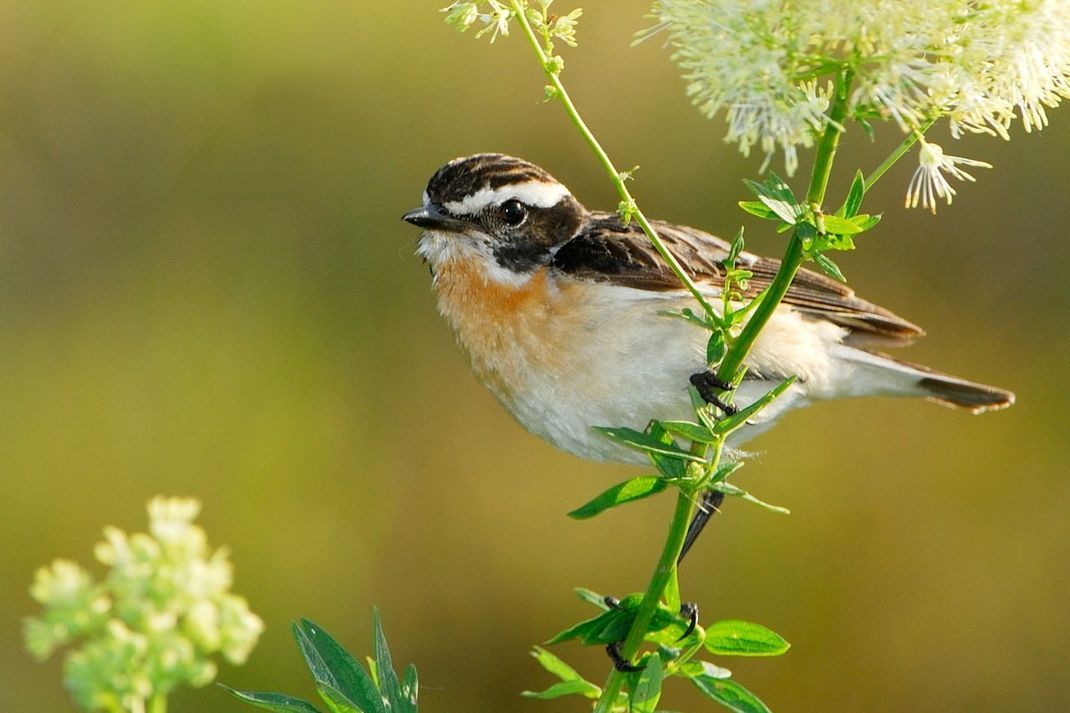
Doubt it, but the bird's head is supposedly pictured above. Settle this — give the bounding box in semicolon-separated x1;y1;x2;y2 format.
403;154;586;280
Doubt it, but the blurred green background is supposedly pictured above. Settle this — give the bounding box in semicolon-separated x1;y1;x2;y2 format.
1;2;1068;711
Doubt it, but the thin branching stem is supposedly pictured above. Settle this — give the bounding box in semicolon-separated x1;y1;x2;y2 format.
510;1;719;323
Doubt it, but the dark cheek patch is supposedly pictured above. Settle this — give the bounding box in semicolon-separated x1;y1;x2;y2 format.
490;199;585;273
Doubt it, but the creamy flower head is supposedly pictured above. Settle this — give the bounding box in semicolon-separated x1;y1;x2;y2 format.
653;0;1070;173
24;496;263;711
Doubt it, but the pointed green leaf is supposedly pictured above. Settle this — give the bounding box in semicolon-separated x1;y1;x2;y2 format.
852;213;881;231
709;460;744;485
691;676;772;713
813;253;847;282
593;427;705;462
659;421;716;444
820;215;866;235
678;660;733;681
529;646;585;684
219;686;325;713
630;656;663;713
575;588;610;609
317;684;364;713
737;201;778;221
727;227;745;264
521;679;601;700
400;664;418;712
713;377;797;436
711;482;790;514
842;170;865;217
706;620;791;656
293;619;385;713
568;477;668;519
706;331;726;367
372;609;404;712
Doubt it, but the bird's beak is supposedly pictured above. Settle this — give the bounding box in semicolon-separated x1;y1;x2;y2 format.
402;204;465;232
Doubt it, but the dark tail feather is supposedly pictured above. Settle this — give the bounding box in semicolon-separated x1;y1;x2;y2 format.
917;373;1015;413
678;490;725;564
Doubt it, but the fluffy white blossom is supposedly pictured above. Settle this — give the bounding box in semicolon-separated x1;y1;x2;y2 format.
24;497;263;712
906;141;992;213
653;0;1070;173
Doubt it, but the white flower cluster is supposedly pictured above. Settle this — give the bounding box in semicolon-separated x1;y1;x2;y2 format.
653;0;1070;180
443;0;583;48
24;497;263;713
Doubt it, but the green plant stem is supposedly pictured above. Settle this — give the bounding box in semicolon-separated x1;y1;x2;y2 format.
148;694;167;713
592;489;697;713
863;117;937;190
715;68;853;385
510;1;719;323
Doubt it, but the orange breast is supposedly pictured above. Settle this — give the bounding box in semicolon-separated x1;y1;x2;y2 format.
431;257;576;404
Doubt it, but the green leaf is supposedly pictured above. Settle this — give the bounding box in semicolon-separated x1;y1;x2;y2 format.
711;482;791;514
549;599;682;646
678;660;733;681
841;170;865;217
706;331;726;367
292;619;385;713
688;387;719;433
630;656;663;713
820;214;866;235
659;421;716;444
316;684;364;713
593;427;705;462
743;174;800;224
727;227;745;264
691;676;772;713
737;201;778;221
529;646;586;683
853;213;881;231
372;609;405;713
709;461;744;485
813;253;847;282
521;679;601;700
713;377;797;436
575;588;610;609
567;477;668;519
219;686;325;713
706;620;791;657
401;665;418;711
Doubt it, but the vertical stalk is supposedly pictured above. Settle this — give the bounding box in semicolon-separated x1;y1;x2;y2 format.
592;490;697;713
510;1;720;322
715;69;853;385
148;694;167;713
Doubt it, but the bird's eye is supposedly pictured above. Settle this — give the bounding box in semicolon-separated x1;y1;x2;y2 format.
500;199;528;227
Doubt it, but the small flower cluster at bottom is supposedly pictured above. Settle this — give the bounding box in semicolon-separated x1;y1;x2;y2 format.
24;497;263;713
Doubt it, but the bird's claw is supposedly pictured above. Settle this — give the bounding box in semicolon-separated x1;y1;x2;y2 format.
677;602;698;641
605;642;644;672
690;372;738;415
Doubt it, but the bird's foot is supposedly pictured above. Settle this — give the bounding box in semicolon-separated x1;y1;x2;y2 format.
601;596;699;672
605;641;644;673
690;371;738;415
677;601;699;641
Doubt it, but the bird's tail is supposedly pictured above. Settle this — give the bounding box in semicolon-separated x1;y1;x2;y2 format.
835;346;1015;413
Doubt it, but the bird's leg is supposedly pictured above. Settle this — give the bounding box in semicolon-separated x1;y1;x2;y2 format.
602;597;699;672
689;371;738;415
605;641;644;673
678;490;726;564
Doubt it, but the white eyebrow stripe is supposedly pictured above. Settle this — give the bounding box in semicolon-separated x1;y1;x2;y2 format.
443;181;569;215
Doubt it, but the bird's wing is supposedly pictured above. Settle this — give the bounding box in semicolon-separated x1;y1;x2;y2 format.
551;212;924;343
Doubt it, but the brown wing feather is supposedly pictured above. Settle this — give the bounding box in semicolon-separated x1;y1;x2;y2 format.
551;212;923;343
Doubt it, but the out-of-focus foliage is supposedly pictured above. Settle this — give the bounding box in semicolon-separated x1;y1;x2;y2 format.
0;2;1067;712
24;497;262;711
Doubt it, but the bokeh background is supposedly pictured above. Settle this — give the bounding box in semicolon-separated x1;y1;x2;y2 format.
1;2;1068;711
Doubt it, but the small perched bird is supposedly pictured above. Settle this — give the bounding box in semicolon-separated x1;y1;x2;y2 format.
403;153;1014;467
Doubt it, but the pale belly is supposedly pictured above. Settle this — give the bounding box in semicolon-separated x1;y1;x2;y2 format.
434;268;830;465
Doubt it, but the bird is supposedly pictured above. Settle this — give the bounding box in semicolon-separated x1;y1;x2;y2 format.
403;152;1013;479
